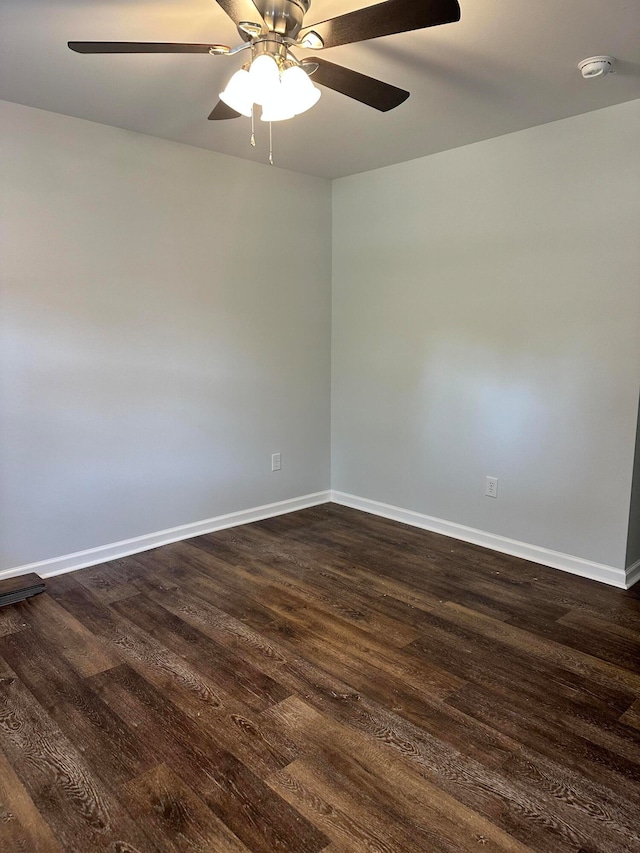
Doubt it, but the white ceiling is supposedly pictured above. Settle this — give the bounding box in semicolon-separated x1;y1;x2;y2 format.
1;1;639;178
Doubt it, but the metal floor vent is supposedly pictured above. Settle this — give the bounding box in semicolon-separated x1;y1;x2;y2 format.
0;573;46;608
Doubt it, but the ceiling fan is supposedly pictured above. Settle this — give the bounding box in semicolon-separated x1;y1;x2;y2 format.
69;0;461;125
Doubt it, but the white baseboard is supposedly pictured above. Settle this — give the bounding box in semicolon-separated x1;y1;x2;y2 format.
626;559;640;590
331;490;630;590
3;488;634;592
0;491;331;582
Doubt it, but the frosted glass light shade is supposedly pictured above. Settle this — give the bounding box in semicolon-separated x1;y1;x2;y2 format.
249;54;280;106
219;68;253;117
260;83;296;122
281;65;321;115
220;58;322;124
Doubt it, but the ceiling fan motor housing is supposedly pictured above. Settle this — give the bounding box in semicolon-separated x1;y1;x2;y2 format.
249;0;312;39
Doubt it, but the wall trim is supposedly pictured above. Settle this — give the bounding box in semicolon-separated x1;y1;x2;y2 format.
0;491;331;582
626;559;640;590
331;490;630;590
3;489;633;591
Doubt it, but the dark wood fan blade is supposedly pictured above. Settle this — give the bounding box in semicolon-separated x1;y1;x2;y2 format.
304;57;409;112
299;0;460;49
215;0;266;29
68;42;219;54
208;101;242;120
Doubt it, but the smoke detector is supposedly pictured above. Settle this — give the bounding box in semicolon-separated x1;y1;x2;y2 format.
579;56;615;79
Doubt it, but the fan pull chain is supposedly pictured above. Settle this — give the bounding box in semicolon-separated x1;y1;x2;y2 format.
269;121;274;166
250;106;256;148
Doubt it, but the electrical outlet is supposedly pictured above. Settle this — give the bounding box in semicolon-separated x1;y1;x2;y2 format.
271;452;281;472
485;476;498;498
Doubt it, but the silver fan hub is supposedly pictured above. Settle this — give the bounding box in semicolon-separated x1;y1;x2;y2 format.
252;0;311;38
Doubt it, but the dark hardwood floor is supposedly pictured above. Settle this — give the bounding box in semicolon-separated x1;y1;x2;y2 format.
1;503;640;852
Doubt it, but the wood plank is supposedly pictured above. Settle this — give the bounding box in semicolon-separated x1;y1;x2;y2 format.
125;763;251;853
150;540;282;631
253;582;463;700
408;605;637;722
265;696;532;853
51;577;300;780
20;592;118;677
558;608;640;643
90;663;329;853
111;591;290;711
499;747;640;850
259;658;629;851
190;525;422;646
268;758;469;853
145;580;510;784
620;699;640;730
441;600;640;696
0;627;155;787
0;600;30;637
0;658;152;852
130;573;290;671
159;541;458;707
46;575;234;716
447;681;640;803
0;748;62;853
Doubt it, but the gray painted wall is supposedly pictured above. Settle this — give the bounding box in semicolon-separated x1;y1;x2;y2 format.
332;100;640;570
627;394;640;569
2;98;638;576
0;100;332;570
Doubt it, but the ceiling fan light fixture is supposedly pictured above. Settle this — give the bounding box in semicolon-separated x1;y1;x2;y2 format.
219;68;253;117
249;53;281;106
